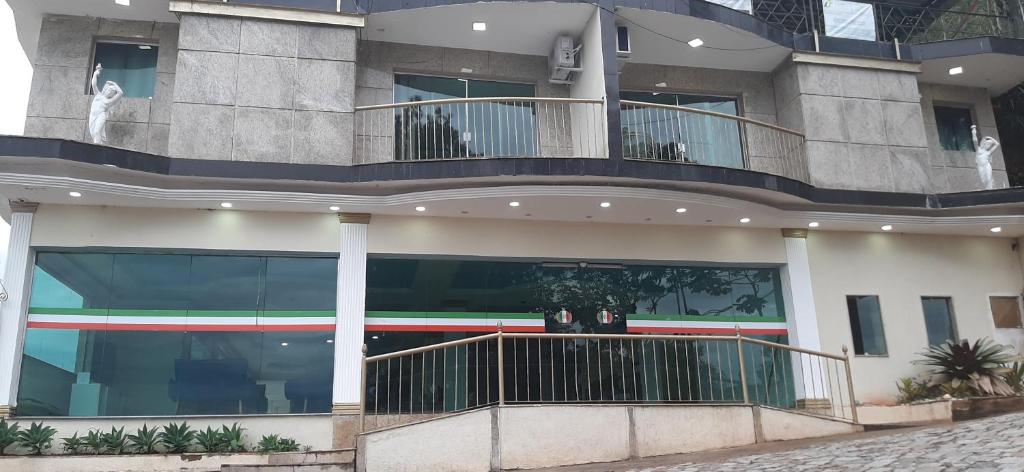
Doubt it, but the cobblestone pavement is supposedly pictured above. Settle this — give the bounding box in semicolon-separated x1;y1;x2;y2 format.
633;413;1024;472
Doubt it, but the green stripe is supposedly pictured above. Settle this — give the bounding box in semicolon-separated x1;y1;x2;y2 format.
31;308;335;318
29;307;106;316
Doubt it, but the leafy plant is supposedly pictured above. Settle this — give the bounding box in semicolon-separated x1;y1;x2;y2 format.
0;419;20;455
128;424;160;454
158;422;196;454
100;426;128;455
195;427;225;453
83;430;104;454
916;338;1016;396
896;377;933;403
256;434;301;453
1005;360;1024;393
940;380;971;398
220;423;246;453
16;422;56;455
61;432;84;454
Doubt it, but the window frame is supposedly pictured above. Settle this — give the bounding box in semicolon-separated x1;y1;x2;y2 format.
845;294;889;357
988;293;1024;330
920;296;958;346
86;38;161;98
933;103;976;152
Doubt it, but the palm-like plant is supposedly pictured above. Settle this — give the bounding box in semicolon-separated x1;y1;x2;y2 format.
16;422;57;455
127;424;160;454
157;422;196;453
100;426;128;455
195;427;224;453
0;419;20;455
916;338;1017;396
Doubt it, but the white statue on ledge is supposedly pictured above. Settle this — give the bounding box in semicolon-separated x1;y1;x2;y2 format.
88;64;124;145
972;125;1000;190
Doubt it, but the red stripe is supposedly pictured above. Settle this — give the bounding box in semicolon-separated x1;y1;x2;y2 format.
27;322;333;332
365;324;546;333
627;326;788;335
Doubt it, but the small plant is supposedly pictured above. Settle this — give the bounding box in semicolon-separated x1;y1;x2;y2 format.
158;422;196;454
61;432;84;454
16;422;56;455
1005;360;1024;393
940;380;972;398
278;438;299;453
256;434;301;453
195;427;225;453
100;426;128;455
0;419;20;455
83;430;104;455
896;377;933;404
916;338;1016;396
128;424;160;454
220;423;246;453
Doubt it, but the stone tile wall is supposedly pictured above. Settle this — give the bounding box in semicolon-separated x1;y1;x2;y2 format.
167;14;356;165
24;15;178;155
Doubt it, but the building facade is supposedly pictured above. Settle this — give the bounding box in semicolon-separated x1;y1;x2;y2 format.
2;0;1024;449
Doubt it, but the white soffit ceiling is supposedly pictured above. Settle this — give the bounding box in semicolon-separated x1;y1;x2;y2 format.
918;53;1024;96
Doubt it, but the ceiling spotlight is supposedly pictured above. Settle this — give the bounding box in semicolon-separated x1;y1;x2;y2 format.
460;68;474;74
326;339;334;343
509;201;520;207
600;202;611;208
991;227;1002;233
137;45;152;50
280;342;289;347
688;38;704;48
329;205;341;211
115;0;130;5
68;191;83;198
881;225;893;231
472;22;487;31
220;202;233;208
371;335;380;340
675;208;687;213
415;206;426;212
808;222;820;228
654;82;667;88
948;66;964;76
739;217;751;224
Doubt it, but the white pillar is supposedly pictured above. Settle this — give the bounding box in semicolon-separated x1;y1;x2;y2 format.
332;213;370;414
780;228;827;402
0;202;37;416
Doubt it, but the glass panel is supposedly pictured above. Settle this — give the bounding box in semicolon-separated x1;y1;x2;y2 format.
847;295;888;355
92;42;158;98
935;106;975;151
620;91;743;168
921;297;957;346
991;296;1023;329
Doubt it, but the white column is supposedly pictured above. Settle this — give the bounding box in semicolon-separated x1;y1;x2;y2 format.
780;228;827;402
0;202;37;416
332;213;370;414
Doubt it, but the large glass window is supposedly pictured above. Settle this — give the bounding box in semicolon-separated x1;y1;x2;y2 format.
935;105;975;151
921;297;957;346
620;91;744;168
18;252;336;417
92;42;159;99
394;74;537;159
847;295;887;356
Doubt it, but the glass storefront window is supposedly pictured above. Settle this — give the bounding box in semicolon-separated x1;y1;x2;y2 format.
18;252;337;417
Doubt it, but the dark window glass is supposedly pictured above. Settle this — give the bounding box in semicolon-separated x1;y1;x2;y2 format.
921;297;957;346
847;295;887;355
935;106;975;151
92;42;158;98
991;296;1023;329
109;254;190;311
620;91;743;168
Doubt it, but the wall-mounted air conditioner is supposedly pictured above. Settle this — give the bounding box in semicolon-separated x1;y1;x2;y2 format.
549;35;582;85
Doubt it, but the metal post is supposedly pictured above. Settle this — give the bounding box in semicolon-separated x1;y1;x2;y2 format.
358;344;368;432
497;322;506;406
842;345;858;423
736;325;750;404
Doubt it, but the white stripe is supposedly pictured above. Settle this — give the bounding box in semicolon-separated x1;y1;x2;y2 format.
260;317;335;325
365;317;426;326
28;314;105;325
627;319;789;331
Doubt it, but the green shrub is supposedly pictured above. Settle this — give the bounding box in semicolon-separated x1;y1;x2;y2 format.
83;430;104;454
100;426;128;455
61;432;84;454
1005;361;1024;393
16;422;56;455
0;419;20;455
220;423;246;453
256;434;301;453
916;338;1016;396
158;422;196;454
195;427;225;453
127;424;159;454
896;377;934;403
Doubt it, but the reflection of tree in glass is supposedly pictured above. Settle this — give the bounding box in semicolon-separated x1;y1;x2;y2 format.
394;95;475;160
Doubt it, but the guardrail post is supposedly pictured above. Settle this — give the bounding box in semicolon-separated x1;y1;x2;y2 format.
842;345;858;423
358;344;367;432
497;322;505;406
736;325;750;404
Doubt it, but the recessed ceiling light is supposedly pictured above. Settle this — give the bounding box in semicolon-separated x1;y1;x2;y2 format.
675;208;687;213
509;201;520;207
280;342;288;347
114;0;130;5
460;68;474;74
808;222;820;228
326;339;334;343
329;205;341;211
949;66;964;75
991;227;1002;233
68;191;82;198
739;217;751;224
881;225;893;231
688;38;704;48
220;202;233;208
137;45;152;50
371;335;380;340
600;202;611;208
415;206;426;212
472;22;487;31
654;82;667;88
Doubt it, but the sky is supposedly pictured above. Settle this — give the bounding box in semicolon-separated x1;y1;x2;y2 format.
0;0;32;270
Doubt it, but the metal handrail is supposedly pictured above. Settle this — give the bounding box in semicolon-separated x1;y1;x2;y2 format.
358;325;859;432
355;96;605;112
618;100;805;138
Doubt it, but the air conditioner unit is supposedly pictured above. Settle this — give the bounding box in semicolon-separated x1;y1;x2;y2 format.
548;35;582;85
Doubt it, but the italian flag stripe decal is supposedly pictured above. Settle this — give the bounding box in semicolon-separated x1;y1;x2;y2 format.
365;311;545;333
626;314;788;335
27;308;335;332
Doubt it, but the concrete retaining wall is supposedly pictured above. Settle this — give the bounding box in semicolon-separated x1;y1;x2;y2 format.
632;405;756;458
857;401;953;425
758;407;862;442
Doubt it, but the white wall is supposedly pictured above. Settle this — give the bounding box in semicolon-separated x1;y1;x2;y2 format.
807;231;1024;404
568;6;607;158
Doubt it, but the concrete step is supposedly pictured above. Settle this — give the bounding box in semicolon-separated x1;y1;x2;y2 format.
267;449;355;465
222;463;353;472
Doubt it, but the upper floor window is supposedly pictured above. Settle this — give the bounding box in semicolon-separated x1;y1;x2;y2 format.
921;297;957;346
620;91;743;169
934;105;975;152
393;74;537;160
990;295;1023;329
847;295;887;356
91;42;159;99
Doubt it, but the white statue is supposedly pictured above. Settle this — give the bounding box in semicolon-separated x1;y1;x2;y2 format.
972;125;1000;190
88;64;124;145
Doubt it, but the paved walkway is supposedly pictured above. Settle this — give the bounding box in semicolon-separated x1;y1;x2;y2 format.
543;413;1024;472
